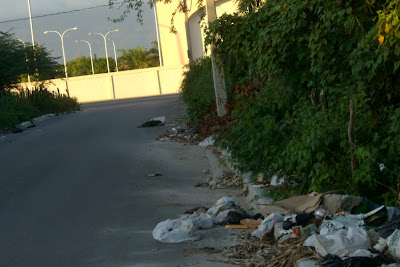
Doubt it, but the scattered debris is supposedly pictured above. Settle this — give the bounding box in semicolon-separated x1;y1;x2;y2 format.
203;169;210;174
209;171;243;190
199;136;215;147
184;207;208;214
0;134;5;141
138;116;166;127
147;172;162;177
211;232;322;267
194;182;209;187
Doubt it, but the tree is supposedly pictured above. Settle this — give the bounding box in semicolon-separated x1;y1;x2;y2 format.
0;31;59;90
118;43;159;70
67;56;92;77
109;0;264;31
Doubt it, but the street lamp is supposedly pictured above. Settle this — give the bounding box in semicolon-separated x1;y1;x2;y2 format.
108;39;119;72
89;29;119;73
75;40;95;75
16;39;31;83
44;27;78;78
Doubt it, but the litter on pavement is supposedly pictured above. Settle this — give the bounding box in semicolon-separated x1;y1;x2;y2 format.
138;116;166;127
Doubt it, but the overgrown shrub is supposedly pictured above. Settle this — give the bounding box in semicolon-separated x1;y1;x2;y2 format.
204;0;400;205
0;86;80;131
180;57;215;120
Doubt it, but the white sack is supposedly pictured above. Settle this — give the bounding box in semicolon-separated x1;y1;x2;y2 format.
152;218;199;243
314;227;371;258
252;212;283;239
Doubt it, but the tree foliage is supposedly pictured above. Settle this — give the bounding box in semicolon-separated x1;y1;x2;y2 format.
204;0;400;205
118;41;159;70
0;32;58;90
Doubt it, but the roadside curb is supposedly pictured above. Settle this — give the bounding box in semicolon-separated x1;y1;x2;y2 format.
204;147;273;212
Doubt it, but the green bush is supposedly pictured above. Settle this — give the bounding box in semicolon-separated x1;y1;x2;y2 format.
180;57;215;120
0;86;80;131
206;0;400;205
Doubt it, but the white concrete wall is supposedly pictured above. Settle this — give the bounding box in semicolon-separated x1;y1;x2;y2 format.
19;65;184;103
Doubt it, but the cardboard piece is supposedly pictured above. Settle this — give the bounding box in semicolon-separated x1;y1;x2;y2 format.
259;194;325;216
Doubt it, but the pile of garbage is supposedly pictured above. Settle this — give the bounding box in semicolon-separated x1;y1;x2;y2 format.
152;197;263;243
228;193;400;266
156;125;199;143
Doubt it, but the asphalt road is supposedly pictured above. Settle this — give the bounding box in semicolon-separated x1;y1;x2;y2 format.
0;95;240;266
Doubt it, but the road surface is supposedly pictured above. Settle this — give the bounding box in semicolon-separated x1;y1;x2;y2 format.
0;95;239;266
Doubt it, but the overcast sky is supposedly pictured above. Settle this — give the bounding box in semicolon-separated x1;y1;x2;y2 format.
0;0;157;63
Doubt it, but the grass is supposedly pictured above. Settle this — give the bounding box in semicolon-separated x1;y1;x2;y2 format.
0;87;80;132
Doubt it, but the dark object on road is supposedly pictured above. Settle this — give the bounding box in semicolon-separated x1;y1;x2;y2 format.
147;172;162;177
194;182;209;187
138;116;166;128
138;120;163;127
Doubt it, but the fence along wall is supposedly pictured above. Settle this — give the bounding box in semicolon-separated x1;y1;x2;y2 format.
19;65;184;103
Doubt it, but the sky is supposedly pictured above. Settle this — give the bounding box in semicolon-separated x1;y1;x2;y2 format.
0;0;157;63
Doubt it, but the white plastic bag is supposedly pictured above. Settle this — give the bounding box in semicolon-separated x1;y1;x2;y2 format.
191;213;213;229
152;218;199;243
207;197;236;217
199;136;215;147
387;229;400;260
252;212;283;239
314;227;371;258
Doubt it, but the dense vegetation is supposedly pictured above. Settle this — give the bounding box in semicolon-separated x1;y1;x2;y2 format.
179;57;215;120
181;0;400;205
0;32;80;131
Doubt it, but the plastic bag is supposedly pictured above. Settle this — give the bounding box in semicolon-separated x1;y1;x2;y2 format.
387;229;400;260
252;212;283;239
199;136;215;147
191;213;213;229
207;197;236;217
314;227;371;258
152;218;199;243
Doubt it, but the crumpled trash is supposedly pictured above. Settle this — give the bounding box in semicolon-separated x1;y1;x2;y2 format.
183;212;213;229
138;116;166;127
373;237;388;252
315;206;331;219
152;212;213;243
207;197;237;217
282;213;315;230
387;229;400;260
152;218;199;243
199;136;215;147
252;212;283;239
314;227;371;258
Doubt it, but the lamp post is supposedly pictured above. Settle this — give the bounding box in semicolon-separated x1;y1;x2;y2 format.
44;27;78;78
27;0;35;47
75;40;95;75
108;39;118;72
16;39;31;83
89;29;119;73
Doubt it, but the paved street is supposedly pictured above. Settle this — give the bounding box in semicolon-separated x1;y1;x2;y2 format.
0;95;239;266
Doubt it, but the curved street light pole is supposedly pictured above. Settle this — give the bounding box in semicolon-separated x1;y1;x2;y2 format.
44;27;78;78
89;30;119;73
108;39;118;72
16;39;31;83
76;40;95;75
